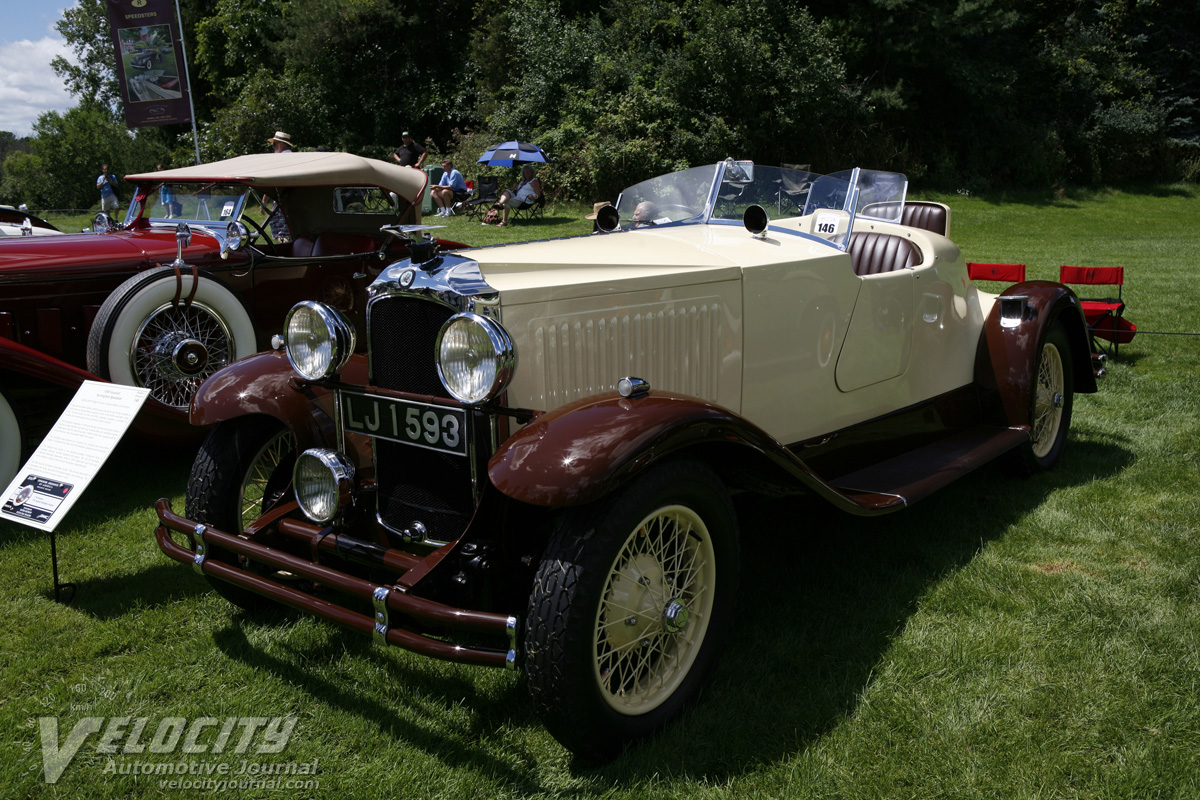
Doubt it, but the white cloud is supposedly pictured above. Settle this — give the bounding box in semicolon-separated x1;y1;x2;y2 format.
0;37;76;137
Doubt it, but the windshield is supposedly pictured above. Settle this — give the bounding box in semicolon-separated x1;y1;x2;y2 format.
131;182;251;226
614;165;717;226
609;161;907;251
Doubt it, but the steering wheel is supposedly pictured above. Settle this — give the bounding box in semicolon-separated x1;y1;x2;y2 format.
241;214;279;256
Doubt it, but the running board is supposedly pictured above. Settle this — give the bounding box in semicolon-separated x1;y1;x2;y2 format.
827;426;1029;511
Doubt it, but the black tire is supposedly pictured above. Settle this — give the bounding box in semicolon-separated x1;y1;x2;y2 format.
86;266;256;409
524;460;739;760
1007;323;1075;474
185;417;296;611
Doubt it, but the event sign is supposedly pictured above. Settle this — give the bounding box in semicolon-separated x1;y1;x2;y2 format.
1;382;149;532
105;0;192;128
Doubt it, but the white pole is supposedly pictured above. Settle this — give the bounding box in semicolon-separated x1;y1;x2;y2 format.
173;0;202;164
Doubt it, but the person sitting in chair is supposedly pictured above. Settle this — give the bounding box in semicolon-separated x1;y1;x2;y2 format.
430;159;469;217
491;165;541;226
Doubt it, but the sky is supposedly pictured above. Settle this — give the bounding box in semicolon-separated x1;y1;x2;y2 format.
0;5;77;137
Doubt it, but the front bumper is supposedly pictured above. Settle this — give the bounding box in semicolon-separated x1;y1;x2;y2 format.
154;499;517;669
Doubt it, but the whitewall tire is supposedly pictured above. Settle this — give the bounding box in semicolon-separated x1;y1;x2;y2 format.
86;267;257;409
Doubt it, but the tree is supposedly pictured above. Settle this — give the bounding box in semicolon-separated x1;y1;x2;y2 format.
52;0;121;111
465;0;868;199
1;106;167;209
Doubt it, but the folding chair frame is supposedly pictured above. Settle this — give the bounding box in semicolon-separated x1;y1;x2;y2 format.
510;194;545;222
1059;265;1129;357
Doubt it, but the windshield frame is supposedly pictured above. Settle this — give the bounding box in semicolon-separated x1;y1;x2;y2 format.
127;181;252;229
605;161;909;252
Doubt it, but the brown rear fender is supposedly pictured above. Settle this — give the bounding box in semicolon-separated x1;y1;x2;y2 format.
487;390;877;513
189;350;367;450
975;281;1097;429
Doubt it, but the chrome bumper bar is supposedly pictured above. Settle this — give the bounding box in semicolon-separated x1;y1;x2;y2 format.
154;499;517;669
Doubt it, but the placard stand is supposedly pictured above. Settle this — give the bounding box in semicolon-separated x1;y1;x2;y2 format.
49;530;76;604
1;381;150;603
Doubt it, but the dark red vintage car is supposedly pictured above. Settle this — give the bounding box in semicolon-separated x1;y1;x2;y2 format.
0;152;462;486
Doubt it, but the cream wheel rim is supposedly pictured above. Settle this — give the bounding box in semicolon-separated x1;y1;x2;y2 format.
1031;341;1065;459
593;504;717;715
237;430;294;531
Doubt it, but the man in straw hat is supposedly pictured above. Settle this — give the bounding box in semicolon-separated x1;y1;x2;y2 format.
587;201;613;232
268;131;294;153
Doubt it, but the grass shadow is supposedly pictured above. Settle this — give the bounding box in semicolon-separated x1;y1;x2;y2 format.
210;618;549;788
50;562;210;615
592;436;1134;779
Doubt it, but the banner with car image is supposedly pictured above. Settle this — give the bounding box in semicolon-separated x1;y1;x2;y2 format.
105;0;192;128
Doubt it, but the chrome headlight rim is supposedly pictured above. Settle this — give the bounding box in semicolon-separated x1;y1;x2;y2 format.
224;221;249;252
284;300;357;381
292;448;356;525
435;312;516;405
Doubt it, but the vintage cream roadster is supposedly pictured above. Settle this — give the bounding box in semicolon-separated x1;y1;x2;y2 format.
155;160;1097;758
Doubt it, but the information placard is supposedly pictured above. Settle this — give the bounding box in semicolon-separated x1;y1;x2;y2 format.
1;382;150;532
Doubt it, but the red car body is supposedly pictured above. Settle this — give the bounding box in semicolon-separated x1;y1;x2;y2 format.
0;152;463;486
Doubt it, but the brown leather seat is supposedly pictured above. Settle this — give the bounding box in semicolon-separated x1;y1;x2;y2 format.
901;201;949;236
848;232;921;277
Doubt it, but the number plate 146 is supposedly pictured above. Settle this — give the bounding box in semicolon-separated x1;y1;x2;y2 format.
340;391;467;456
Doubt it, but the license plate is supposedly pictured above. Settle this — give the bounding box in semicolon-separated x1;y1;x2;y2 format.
340;390;468;456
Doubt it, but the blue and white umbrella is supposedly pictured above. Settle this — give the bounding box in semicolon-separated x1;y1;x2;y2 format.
477;141;551;167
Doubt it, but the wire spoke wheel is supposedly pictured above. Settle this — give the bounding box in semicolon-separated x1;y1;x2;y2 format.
1030;335;1066;459
525;460;738;759
594;505;716;715
131;301;234;408
237;428;295;530
185;418;297;612
87;266;256;411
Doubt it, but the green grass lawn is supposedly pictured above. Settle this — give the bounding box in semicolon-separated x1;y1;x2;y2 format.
3;186;1199;798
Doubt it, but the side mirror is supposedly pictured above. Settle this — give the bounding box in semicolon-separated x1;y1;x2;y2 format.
596;204;621;232
743;204;769;238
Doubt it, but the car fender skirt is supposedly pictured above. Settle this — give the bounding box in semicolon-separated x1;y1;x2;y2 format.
976;282;1097;428
487;391;893;513
188;349;363;449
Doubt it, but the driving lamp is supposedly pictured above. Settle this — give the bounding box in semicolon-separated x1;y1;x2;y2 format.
284;301;356;381
224;221;249;252
436;312;515;404
293;449;355;525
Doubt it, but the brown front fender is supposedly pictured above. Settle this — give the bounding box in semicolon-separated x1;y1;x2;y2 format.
189;350;368;450
487;390;881;512
975;281;1098;429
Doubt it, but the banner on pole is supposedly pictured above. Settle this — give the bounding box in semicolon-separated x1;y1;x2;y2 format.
105;0;192;128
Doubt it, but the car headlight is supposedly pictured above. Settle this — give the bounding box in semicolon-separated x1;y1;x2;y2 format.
436;312;516;404
284;301;356;381
293;449;355;524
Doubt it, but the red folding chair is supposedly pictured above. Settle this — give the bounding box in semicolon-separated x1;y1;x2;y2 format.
967;262;1026;282
1059;265;1135;357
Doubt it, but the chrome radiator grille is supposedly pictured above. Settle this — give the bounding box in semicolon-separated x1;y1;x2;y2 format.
367;295;454;397
366;294;472;542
